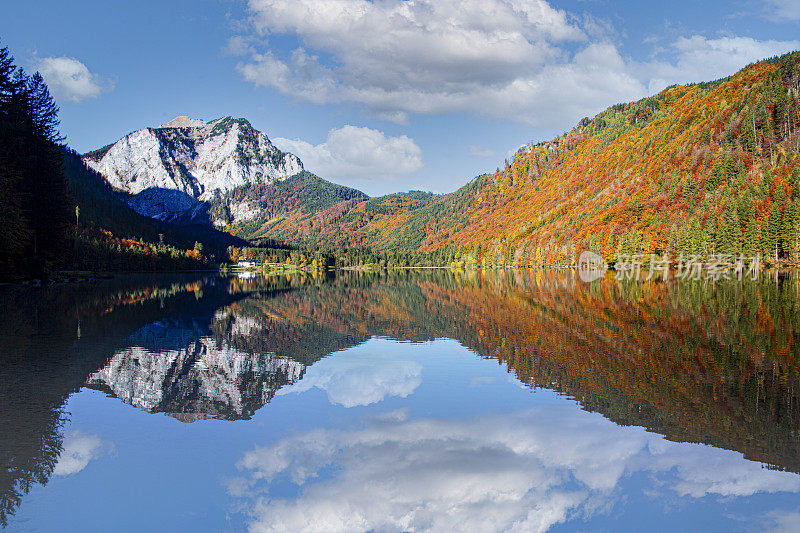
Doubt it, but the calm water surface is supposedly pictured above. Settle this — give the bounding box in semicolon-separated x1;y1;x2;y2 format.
1;270;799;532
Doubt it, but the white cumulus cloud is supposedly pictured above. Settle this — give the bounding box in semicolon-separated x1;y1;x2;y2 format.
273;125;423;185
36;56;113;104
642;35;800;94
235;0;800;128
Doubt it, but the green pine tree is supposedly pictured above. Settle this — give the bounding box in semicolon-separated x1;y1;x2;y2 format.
743;216;759;257
782;200;799;261
766;202;782;261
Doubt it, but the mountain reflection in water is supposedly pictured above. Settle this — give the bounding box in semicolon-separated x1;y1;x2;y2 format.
1;270;799;531
86;318;304;422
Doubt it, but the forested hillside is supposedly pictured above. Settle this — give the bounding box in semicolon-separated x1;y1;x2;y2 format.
214;170;369;244
419;51;800;265
237;52;800;266
226;176;441;249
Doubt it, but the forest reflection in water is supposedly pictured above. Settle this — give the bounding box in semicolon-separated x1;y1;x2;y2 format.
1;269;799;530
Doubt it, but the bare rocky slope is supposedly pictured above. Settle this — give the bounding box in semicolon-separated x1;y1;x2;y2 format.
83;116;303;222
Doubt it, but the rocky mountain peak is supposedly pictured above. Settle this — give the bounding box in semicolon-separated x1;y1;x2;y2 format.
160;116;208;129
82;116;304;222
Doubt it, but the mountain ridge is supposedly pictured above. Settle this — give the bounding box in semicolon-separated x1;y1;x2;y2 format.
82;51;800;262
234;51;800;262
82;115;303;223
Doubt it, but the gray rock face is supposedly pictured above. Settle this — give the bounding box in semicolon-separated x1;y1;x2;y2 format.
83;116;303;222
87;337;305;421
86;308;309;421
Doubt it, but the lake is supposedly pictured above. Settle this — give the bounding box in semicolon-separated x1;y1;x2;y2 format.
1;270;799;532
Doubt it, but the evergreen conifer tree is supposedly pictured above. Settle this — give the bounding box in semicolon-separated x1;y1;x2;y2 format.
743;216;759;257
0;39;74;277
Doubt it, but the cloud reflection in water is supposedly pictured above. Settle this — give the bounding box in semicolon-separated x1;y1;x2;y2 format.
232;404;800;533
276;350;423;408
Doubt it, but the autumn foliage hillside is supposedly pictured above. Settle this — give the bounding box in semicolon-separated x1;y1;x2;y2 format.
226;172;442;249
419;51;800;265
216;52;800;265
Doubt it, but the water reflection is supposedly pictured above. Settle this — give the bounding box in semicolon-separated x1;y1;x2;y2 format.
52;431;111;477
87;319;304;422
1;269;800;530
0;274;225;527
277;350;423;407
225;270;800;473
232;403;800;532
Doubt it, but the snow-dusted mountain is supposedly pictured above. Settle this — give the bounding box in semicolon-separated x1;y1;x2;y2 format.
83;116;303;222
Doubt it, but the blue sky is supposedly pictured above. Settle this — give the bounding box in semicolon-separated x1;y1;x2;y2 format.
1;0;799;196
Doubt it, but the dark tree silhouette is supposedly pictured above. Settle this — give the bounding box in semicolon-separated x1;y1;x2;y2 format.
0;40;74;278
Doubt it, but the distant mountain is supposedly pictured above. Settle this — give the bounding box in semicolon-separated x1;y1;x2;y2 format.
83;116;303;222
231;186;441;249
212;170;371;244
83;114;448;249
83;116;381;246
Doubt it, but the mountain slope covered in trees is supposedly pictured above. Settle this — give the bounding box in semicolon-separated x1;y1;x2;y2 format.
418;51;800;264
231;51;800;264
223;174;440;249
